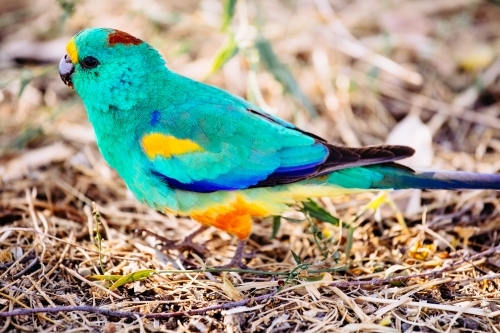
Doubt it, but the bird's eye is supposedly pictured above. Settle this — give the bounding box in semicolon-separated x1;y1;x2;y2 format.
82;56;99;69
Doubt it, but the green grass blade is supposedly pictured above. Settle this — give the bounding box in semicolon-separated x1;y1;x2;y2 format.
255;36;317;117
108;270;155;290
301;199;340;226
221;0;237;31
205;35;239;78
271;216;281;239
291;250;302;264
344;226;355;265
87;275;123;282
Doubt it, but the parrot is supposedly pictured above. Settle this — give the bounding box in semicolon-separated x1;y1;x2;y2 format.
59;28;500;268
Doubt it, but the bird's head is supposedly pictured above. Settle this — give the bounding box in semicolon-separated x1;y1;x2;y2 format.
59;28;165;112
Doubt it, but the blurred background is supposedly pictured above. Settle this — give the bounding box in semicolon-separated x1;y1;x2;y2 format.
2;1;500;330
2;0;500;179
2;0;500;251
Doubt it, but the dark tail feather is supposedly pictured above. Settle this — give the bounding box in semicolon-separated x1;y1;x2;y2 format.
369;164;500;190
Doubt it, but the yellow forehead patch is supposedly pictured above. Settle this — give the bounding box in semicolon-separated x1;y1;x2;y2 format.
66;38;79;64
141;133;203;159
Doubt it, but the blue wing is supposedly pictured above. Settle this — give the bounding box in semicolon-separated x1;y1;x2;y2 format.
137;77;413;192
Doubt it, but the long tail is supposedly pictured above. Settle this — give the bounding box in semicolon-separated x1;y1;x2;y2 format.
367;164;500;190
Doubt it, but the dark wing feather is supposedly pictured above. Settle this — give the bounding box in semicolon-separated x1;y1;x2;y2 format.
252;143;415;187
246;107;415;187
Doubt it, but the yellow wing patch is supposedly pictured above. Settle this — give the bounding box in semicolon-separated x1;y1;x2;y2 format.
141;133;204;159
66;38;79;64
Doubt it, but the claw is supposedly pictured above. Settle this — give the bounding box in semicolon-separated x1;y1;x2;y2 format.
166;238;207;254
136;225;209;254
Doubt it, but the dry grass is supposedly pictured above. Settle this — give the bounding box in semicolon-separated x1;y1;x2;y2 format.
2;0;500;332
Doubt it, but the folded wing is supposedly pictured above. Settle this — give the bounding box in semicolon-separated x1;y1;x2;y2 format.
139;100;414;193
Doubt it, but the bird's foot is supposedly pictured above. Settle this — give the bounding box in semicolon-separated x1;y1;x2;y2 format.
216;240;254;269
136;226;209;255
167;237;208;255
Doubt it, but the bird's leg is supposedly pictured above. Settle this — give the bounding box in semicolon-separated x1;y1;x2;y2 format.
176;225;210;253
137;225;209;254
217;239;255;269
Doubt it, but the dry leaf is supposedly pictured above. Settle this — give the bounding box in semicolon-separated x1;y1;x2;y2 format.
386;114;433;168
221;274;243;301
386;114;433;215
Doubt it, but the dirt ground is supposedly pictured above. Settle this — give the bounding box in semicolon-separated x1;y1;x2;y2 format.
1;0;500;332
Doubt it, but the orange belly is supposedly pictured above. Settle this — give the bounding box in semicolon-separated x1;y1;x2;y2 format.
191;195;270;240
182;184;363;240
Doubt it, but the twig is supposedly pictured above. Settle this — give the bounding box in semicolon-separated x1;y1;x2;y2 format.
458;272;500;285
357;297;497;318
0;291;276;319
329;244;500;288
0;305;137;319
157;268;290;275
146;291;275;318
92;202;105;274
61;265;122;299
0;251;36;271
0;228;139;262
12;255;39;279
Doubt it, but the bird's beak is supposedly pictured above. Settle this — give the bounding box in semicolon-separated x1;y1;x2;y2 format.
59;54;74;88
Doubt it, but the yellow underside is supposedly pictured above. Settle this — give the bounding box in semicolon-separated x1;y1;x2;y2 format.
184;185;367;240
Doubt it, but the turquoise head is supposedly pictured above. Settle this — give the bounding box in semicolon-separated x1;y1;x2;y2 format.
59;28;165;113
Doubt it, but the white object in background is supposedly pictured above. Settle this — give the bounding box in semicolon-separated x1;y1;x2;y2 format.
386;113;434;215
